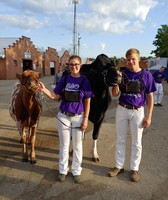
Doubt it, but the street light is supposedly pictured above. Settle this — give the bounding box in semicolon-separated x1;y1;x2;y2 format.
72;0;79;55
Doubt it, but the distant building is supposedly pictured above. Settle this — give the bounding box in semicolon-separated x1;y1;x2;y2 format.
0;36;70;80
148;57;168;68
43;47;60;76
0;36;43;79
60;50;70;69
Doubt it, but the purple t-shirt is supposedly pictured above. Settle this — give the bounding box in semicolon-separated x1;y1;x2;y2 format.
53;74;94;114
119;69;156;107
153;70;165;83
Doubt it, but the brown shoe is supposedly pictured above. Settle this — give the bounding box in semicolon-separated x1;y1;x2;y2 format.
73;175;81;184
130;170;140;182
58;174;66;182
108;167;124;177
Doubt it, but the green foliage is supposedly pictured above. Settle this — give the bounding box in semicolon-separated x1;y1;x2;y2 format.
151;24;168;57
89;58;95;62
110;56;120;65
89;56;152;63
141;56;153;60
88;56;120;65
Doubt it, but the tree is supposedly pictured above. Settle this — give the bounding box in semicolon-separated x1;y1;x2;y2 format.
151;24;168;57
110;56;120;66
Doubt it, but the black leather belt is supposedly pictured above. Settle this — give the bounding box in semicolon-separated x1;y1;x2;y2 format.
119;102;141;110
60;110;83;116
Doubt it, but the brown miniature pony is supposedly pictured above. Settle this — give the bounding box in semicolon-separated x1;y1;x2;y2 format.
9;70;42;164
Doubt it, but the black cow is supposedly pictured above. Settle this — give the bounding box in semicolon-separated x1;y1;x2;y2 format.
81;54;120;162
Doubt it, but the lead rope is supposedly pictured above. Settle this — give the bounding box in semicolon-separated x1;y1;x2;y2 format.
40;91;81;129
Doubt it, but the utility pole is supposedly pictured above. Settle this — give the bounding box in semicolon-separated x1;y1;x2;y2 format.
72;0;79;55
77;33;81;56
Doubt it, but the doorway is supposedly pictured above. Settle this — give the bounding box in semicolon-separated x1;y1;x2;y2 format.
50;61;55;75
23;60;32;71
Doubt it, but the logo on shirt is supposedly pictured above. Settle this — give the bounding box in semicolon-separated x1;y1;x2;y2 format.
65;83;80;91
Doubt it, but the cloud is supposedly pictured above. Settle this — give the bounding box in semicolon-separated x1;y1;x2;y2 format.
101;43;106;51
89;0;157;20
1;0;71;14
21;0;71;15
0;0;158;34
0;14;49;30
78;0;158;34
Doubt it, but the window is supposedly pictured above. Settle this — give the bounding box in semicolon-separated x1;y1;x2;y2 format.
13;60;17;67
24;50;31;59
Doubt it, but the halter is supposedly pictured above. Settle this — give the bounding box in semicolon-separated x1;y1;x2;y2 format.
101;70;109;87
22;77;39;94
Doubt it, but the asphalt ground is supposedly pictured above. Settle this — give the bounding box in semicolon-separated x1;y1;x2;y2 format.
0;76;168;200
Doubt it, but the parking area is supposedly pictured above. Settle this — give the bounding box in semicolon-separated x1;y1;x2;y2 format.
0;76;168;200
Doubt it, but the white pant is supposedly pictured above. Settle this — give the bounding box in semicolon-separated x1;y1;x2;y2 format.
154;83;164;104
115;105;144;171
57;112;84;176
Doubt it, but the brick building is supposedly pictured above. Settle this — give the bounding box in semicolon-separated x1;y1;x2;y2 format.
60;50;70;69
0;36;43;79
0;36;70;80
43;47;60;76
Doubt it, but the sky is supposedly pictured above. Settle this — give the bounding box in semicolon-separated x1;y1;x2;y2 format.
0;0;168;59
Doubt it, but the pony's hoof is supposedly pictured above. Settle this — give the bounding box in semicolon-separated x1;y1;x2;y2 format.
92;157;100;162
20;139;23;144
22;158;28;162
30;160;37;165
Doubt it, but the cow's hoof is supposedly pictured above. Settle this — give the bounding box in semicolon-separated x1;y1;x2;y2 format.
30;160;37;165
69;150;73;156
92;157;100;162
22;158;28;162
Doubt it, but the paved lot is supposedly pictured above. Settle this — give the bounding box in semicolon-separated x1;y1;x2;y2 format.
0;76;168;200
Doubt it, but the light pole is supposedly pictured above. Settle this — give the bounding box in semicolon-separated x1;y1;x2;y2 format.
77;33;81;56
72;0;79;55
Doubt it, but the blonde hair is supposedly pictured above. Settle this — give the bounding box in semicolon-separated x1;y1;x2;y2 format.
125;48;140;58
